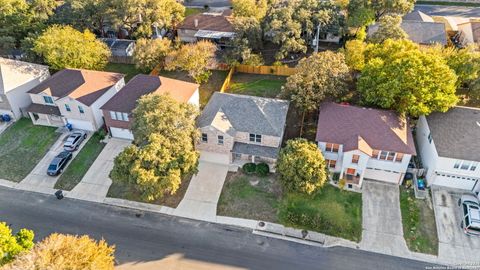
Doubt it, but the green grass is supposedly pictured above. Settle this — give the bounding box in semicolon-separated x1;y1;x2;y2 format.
54;133;106;191
228;73;286;98
185;7;204;16
217;173;281;222
400;187;439;255
103;63;142;82
417;1;480;7
278;185;363;242
0;118;60;182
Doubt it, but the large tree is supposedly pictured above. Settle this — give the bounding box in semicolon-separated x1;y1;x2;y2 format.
62;0;113;37
277;139;327;195
111;94;199;201
281;51;352;135
0;222;34;266
133;38;172;72
33;25;110;70
368;15;408;43
4;234;114;270
227;16;264;65
232;0;267;20
344;39;366;71
358;39;458;117
165;40;217;83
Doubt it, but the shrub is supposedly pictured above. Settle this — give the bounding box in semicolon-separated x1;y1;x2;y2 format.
338;179;346;190
332;172;340;182
242;163;256;174
255;163;269;177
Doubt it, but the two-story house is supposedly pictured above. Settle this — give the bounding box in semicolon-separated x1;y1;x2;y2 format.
316;103;416;190
196;92;289;170
416;106;480;191
0;58;49;121
25;69;125;131
101;74;199;140
177;10;235;46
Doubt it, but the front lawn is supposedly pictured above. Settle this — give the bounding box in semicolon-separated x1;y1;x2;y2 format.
103;63;142;82
228;73;286;98
54;132;106;191
107;174;193;208
0;118;60;182
217;172;281;222
185;7;204;16
400;186;439;255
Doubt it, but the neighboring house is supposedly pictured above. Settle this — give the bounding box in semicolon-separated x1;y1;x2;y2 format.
416;107;480;191
0;58;50;121
196;92;289;171
367;11;448;46
25;69;125;131
316;103;416;190
455;20;480;46
100;38;135;57
101;74;199;140
177;10;235;46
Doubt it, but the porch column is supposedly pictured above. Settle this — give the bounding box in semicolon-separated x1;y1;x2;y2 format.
251;155;255;163
46;114;51;125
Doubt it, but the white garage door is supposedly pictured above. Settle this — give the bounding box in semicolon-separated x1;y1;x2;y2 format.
67;119;95;131
432;173;477;191
110;127;134;140
200;151;230;164
364;168;402;184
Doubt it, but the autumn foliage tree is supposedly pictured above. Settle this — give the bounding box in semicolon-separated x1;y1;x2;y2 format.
33;25;110;70
277;139;327;195
133;38;172;72
111;94;199;201
0;222;34;266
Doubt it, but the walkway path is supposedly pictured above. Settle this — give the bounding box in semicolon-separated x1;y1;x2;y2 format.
174;161;229;221
66;138;131;202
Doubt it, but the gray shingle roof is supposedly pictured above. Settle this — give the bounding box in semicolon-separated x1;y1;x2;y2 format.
426;107;480;161
232;142;280;159
197;92;289;137
368;21;447;45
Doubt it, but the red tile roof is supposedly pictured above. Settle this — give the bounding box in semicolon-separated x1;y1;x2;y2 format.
315;102;416;155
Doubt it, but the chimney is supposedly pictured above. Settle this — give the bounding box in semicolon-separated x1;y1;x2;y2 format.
194;19;199;28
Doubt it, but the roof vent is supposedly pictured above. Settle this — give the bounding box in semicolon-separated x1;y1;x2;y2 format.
194;19;199;28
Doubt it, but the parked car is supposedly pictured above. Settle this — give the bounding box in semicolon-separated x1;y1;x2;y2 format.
63;131;87;151
47;151;72;176
458;194;480;236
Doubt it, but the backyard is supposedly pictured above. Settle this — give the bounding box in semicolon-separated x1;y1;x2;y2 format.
217;169;363;242
227;73;286;98
400;186;439;255
103;63;142;82
54;132;106;191
0;118;60;182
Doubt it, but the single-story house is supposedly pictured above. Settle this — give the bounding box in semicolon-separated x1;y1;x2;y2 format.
196;92;289;171
101;74;199;140
26;69;125;131
316;102;416;190
177;10;235;46
367;11;448;46
416;106;480;191
100;38;135;57
0;58;50;121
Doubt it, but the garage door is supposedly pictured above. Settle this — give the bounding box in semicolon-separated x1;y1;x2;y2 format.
432;173;477;191
110;127;134;140
200;151;230;164
67;119;95;131
364;168;402;184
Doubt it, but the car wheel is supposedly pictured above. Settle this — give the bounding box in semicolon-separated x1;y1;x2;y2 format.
83;134;87;139
75;145;79;150
458;199;461;207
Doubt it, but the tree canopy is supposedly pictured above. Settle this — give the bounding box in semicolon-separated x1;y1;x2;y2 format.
111;94;199;201
277;139;327;195
231;0;267;20
368;15;408;43
133;38;172;72
33;25;110;70
0;222;34;266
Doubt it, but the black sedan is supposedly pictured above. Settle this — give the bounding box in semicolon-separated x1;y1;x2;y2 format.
47;151;72;176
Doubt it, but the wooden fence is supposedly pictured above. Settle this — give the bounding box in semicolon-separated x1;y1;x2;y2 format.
219;67;235;93
235;64;297;76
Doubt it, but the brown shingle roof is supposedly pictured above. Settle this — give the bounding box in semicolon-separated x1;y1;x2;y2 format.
25;103;61;116
178;10;234;32
101;74;199;113
27;69;124;106
315;102;416;155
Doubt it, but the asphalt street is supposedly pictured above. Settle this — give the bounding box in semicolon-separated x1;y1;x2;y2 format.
414;4;480;17
0;186;438;269
184;0;231;8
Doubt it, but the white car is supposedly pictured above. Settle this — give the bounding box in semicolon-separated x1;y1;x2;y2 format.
63;131;87;151
458;194;480;236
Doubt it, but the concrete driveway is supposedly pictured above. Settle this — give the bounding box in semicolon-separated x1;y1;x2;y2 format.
66;138;131;202
17;132;92;193
432;188;480;264
175;160;229;221
360;180;410;257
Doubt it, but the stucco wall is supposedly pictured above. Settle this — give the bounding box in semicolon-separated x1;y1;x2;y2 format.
178;29;198;43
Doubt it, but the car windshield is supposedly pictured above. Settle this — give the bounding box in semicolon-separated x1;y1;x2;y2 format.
66;136;77;143
48;164;57;170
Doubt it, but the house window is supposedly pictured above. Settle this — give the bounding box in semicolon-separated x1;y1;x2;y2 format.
454;160;461;169
395;153;404;162
346;168;356;175
78;106;85;114
110;111;117;120
428;133;433;144
352;155;360;164
249;133;261;143
326;159;336;169
122;113;129;121
379;151;388;160
201;133;208;142
217;135;224;145
65;104;71;112
471;162;478;171
461;161;471;170
387;152;395;161
326;143;339;153
43;96;54;104
372;150;380;158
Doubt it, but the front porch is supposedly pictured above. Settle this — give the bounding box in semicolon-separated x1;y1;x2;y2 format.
25;103;65;127
231;142;279;172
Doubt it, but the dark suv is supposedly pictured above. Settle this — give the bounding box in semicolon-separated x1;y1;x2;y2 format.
47;151;72;176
